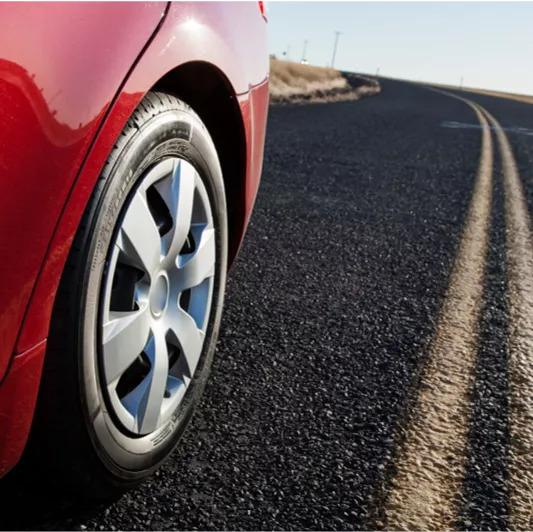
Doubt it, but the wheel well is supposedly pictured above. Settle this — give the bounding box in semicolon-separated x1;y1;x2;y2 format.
153;62;247;265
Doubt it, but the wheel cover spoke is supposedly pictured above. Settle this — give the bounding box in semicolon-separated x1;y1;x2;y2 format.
157;160;197;259
118;192;161;275
136;329;169;434
167;304;205;378
173;226;216;291
102;307;151;384
100;157;216;436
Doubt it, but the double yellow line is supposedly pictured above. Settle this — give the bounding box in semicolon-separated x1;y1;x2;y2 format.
382;91;533;530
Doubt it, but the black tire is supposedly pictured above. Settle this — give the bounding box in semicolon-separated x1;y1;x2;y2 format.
23;92;228;496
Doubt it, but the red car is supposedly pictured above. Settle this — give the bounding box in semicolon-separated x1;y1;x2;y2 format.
0;2;268;492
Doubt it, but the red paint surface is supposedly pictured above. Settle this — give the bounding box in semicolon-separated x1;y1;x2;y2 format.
0;2;166;380
0;340;46;477
0;2;269;476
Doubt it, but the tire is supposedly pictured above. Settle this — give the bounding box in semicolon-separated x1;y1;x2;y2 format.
24;92;228;495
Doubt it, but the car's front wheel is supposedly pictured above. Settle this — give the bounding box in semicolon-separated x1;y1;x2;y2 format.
26;92;228;494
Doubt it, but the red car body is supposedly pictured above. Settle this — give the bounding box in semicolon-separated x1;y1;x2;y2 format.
0;2;269;477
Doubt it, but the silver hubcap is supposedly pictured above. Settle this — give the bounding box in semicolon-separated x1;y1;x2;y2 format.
100;158;215;436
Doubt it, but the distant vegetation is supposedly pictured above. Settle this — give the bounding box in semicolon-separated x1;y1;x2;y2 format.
270;59;348;100
270;59;380;104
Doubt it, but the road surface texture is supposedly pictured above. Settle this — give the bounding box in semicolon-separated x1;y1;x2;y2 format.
1;78;532;530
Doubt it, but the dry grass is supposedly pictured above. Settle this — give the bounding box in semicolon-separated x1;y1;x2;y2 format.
430;81;533;105
269;59;381;104
461;87;533;105
270;59;348;100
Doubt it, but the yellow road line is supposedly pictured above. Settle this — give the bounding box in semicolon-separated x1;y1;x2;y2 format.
383;99;493;530
481;108;533;530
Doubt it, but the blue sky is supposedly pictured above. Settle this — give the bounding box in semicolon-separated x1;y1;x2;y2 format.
268;2;533;95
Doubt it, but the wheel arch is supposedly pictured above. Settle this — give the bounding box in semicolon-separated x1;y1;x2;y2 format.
153;61;248;265
15;1;269;356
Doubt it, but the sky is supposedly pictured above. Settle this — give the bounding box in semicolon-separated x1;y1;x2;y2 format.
268;2;533;95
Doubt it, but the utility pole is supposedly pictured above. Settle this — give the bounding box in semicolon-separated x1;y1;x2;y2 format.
460;76;464;89
376;67;380;77
331;31;341;68
301;40;308;63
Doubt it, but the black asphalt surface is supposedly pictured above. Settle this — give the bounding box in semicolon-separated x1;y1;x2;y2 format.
2;79;533;530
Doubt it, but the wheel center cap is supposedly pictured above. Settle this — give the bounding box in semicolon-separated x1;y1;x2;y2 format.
150;274;169;317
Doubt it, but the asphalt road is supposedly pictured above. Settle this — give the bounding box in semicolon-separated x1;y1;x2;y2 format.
2;78;533;530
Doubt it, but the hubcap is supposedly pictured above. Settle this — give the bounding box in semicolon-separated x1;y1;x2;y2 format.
100;158;216;436
150;274;169;317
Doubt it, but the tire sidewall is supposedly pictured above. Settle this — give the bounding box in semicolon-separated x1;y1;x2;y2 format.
79;108;227;479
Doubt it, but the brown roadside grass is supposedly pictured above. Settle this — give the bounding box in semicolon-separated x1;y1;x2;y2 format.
462;87;533;105
270;59;348;99
431;81;533;105
269;59;380;104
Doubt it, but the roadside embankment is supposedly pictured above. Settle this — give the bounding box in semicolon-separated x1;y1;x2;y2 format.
269;58;380;104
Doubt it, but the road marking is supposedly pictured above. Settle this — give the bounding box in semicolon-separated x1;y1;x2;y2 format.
383;99;493;529
441;120;533;138
481;108;533;530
